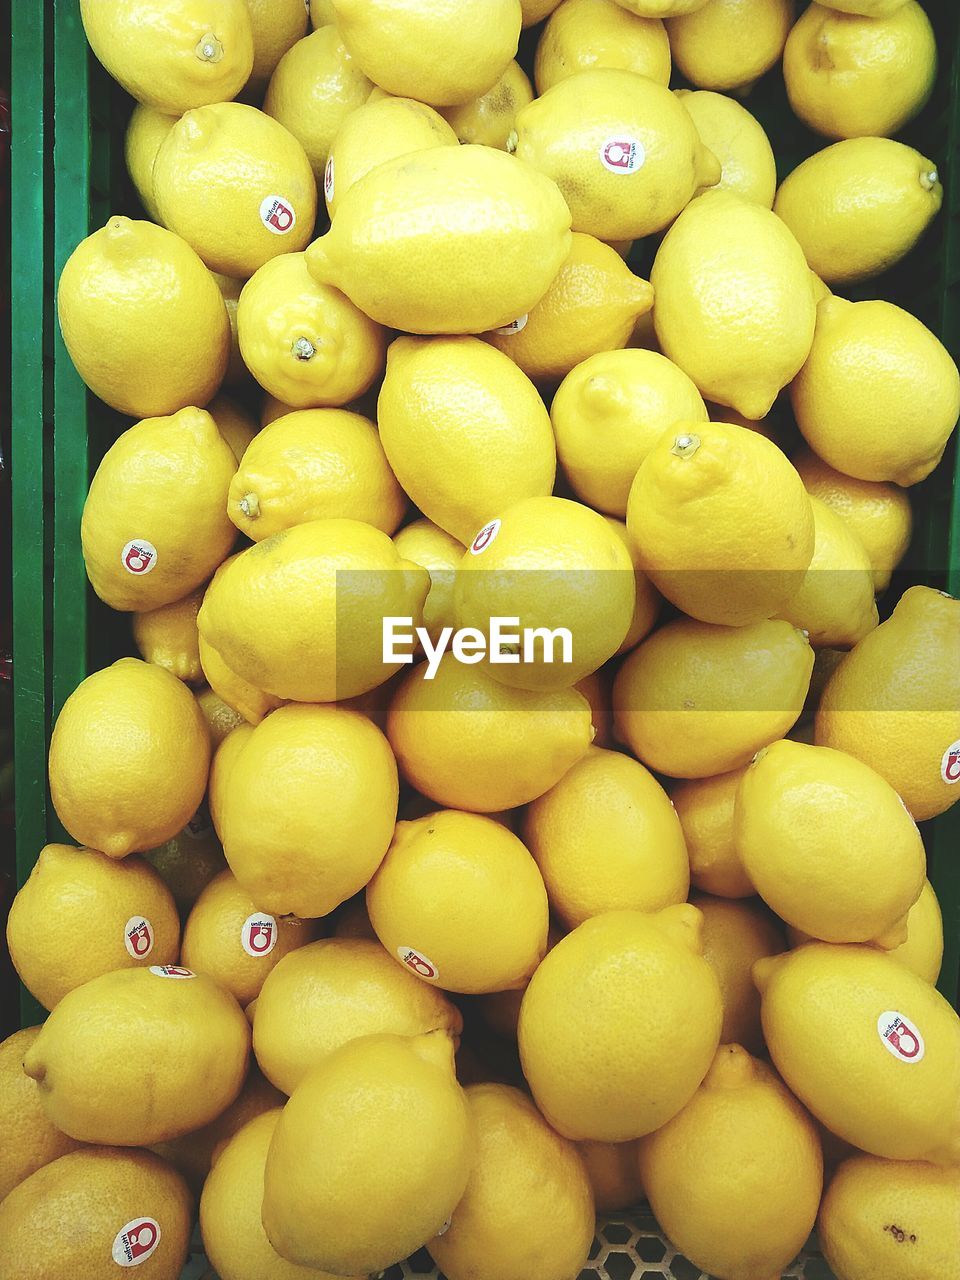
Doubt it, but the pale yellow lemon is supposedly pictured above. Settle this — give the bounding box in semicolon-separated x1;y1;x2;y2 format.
441;61;534;149
676;89;777;206
666;0;794;92
691;893;785;1053
133;588;205;685
534;0;671;93
671;769;755;898
124;104;177;222
243;0;309;94
0;1028;82;1202
392;520;465;644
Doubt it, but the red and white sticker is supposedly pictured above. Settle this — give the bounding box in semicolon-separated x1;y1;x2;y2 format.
492;314;528;336
149;965;196;980
878;1011;925;1063
124;917;155;960
241;914;278;957
941;739;960;784
470;519;501;556
397;946;439;981
112;1218;161;1267
260;195;297;235
599;137;645;175
323;156;335;203
120;540;157;576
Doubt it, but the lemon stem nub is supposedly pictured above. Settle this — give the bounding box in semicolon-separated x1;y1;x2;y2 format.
197;34;224;63
921;169;939;191
240;493;260;519
294;337;316;361
671;433;701;458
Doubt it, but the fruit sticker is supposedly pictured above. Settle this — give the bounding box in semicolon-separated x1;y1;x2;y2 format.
877;1011;925;1063
324;157;335;203
241;913;278;958
599;137;645;175
120;540;157;576
124;917;154;960
149;965;196;980
940;739;960;784
397;946;439;981
470;519;501;555
260;195;297;235
112;1218;161;1267
492;314;528;336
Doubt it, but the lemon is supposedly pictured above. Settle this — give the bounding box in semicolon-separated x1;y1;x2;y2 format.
514;68;720;240
784;2;936;140
209;728;254;847
378;338;555;543
775;496;879;648
774;139;943;284
326;96;458;217
310;0;336;24
819;0;911;11
263;1031;474;1274
816;586;960;820
604;519;661;654
24;967;249;1145
145;810;228;913
154;103;317;278
520;905;722;1139
79;0;253;113
671;769;754;898
307;146;572;334
81;407;237;613
133;588;205;685
209;392;258;459
124;105;176;223
485;233;653;384
331;0;521;105
0;1028;81;1202
387;656;594;811
793;298;960;487
692;894;785;1053
523;746;688;927
755;942;960;1164
49;658;210;859
576;1140;643;1212
651;190;817;418
614;617;814;778
58;217;229;418
8;843;181;1011
676;90;777;206
393;520;465;644
429;1084;595;1280
244;0;309;94
534;0;670;92
522;0;563;20
237;256;386;410
638;1045;823;1280
210;276;248;387
0;1147;192;1280
261;392;297;426
199;635;285;727
792;447;913;592
627;421;816;626
196;686;244;746
441;61;534;149
666;0;794;92
819;1153;960;1280
552;348;706;517
617;0;711;12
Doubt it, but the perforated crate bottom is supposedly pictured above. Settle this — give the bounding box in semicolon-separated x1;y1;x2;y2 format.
180;1209;838;1279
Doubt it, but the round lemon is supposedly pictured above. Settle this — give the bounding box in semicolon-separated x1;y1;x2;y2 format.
208;725;255;843
58;217;229;418
307;145;572;334
774;139;943;284
145;811;228;913
209;392;258;460
124;104;177;222
0;1028;81;1203
133;588;205;685
784;2;936;139
244;0;309;94
691;893;785;1053
676;89;777;206
666;0;794;92
671;768;754;898
534;0;670;93
513;67;720;239
576;1140;643;1212
613;617;814;778
154;102;317;278
441;60;534;149
393;520;465;644
49;658;210;859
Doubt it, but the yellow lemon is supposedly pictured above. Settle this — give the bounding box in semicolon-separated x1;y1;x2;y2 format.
209;392;258;460
534;0;670;93
154;103;317;278
261;392;297;426
616;0;711;12
58;217;229;418
514;68;720;239
79;0;253;112
638;1045;823;1280
24;967;249;1146
522;0;563;20
666;0;794;92
208;724;255;839
387;656;594;812
519;906;722;1140
428;1084;596;1280
792;447;913;592
393;520;465;644
49;658;210;859
819;1153;960;1280
133;588;205;685
576;1140;643;1212
199;633;284;726
243;0;309;94
815;586;960;820
310;0;336;24
441;61;534;149
755;942;960;1164
817;0;912;10
307;145;572;334
614;617;814;778
378;336;556;543
196;686;244;746
671;769;754;898
792;297;960;486
691;894;785;1053
330;0;521;106
523;746;688;926
651;190;817;418
604;517;661;652
774;139;942;284
81;407;237;613
676;89;777;206
0;1028;82;1202
124;104;177;222
211;277;249;388
8;843;180;1011
145;809;228;912
262;1031;474;1275
627;421;816;626
485;232;653;384
784;2;936;139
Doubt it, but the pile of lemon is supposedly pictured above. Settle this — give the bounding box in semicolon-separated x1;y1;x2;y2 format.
3;1;960;1279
